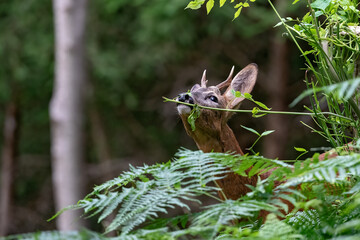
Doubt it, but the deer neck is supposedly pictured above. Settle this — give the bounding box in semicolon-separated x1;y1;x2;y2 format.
191;123;260;200
191;123;244;155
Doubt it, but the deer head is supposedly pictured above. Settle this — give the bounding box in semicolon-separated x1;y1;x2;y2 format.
177;64;258;154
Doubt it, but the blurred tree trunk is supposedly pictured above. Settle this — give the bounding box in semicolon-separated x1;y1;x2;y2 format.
0;100;19;236
263;0;289;159
50;0;88;230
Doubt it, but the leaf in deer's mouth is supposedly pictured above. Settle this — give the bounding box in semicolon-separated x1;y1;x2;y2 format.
187;105;201;131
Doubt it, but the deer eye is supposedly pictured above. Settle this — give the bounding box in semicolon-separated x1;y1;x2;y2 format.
209;96;218;103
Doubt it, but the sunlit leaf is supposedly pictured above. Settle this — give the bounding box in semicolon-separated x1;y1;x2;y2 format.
220;0;226;7
244;92;253;99
310;0;331;11
261;130;275;137
235;2;243;8
185;0;205;10
206;0;214;14
233;6;242;20
254;100;271;110
294;147;307;152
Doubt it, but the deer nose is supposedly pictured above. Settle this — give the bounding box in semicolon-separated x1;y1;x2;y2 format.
177;93;194;104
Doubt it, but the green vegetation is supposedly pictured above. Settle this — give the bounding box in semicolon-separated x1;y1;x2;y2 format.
4;149;360;239
272;0;360;148
2;0;360;239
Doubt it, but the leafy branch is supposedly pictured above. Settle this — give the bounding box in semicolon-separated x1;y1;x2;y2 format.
185;0;256;20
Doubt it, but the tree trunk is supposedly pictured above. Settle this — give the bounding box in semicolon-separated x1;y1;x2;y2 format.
263;38;289;159
0;101;19;236
50;0;88;230
263;0;289;159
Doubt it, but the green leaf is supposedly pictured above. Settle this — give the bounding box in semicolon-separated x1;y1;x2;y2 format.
274;21;284;28
290;78;360;107
243;2;250;7
206;0;214;14
292;0;301;4
233;6;242;20
302;12;312;23
220;0;226;7
185;0;205;10
244;92;253;99
232;90;242;98
302;50;316;56
187;106;201;131
234;2;243;8
261;130;275;137
314;10;323;17
139;175;150;182
241;125;260;136
310;0;331;11
254;100;271;110
294;147;307;152
252;107;267;118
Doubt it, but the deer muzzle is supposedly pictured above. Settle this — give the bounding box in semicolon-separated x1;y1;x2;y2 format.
177;93;194;115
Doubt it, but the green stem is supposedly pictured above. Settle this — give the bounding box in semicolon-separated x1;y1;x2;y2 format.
247;136;261;155
349;98;360;120
307;0;321;44
213;180;227;201
163;97;353;121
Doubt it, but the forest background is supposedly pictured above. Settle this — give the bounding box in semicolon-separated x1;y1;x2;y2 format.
0;0;322;235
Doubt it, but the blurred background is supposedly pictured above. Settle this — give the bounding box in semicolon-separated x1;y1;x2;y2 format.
0;0;328;235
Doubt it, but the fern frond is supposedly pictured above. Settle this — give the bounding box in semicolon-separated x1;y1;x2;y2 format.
0;229;108;240
280;154;360;189
88;163;162;196
50;149;360;238
68;148;230;234
193;199;277;227
212;153;293;178
258;214;303;240
287;209;321;233
290;76;360;107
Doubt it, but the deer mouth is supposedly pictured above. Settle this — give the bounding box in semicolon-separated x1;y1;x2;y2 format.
177;104;193;115
176;93;194;115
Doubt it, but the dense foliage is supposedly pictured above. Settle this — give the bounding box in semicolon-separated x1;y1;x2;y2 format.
275;0;360;148
4;148;360;239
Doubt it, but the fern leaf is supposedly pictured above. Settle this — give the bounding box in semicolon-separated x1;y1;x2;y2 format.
280;154;360;188
290;78;360;107
0;229;109;240
88;163;160;196
106;181;153;233
193;200;277;226
259;214;302;239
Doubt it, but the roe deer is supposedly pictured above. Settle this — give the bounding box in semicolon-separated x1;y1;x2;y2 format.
176;64;352;217
176;63;274;200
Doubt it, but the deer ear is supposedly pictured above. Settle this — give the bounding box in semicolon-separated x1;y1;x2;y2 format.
223;63;258;110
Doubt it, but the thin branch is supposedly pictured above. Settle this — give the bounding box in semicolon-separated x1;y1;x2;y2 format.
163;97;353;121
